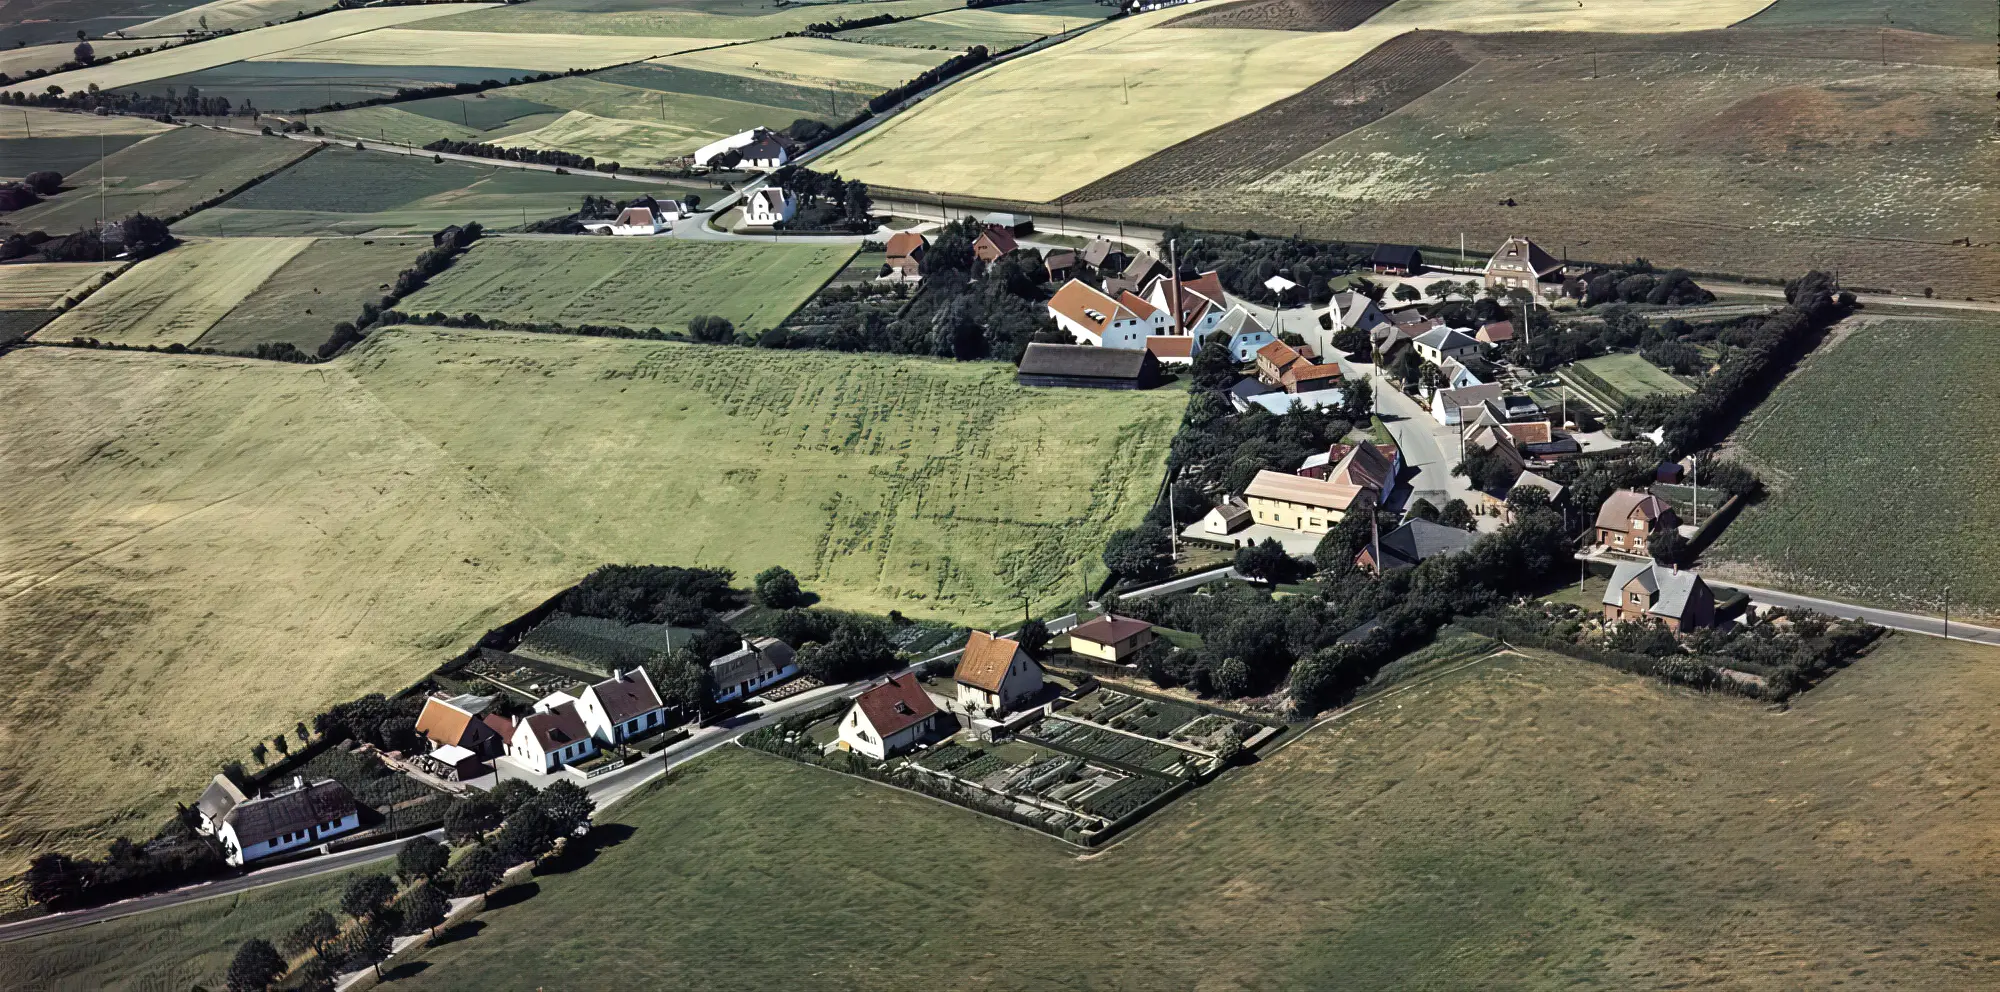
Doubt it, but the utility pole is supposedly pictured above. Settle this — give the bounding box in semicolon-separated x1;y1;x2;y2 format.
1943;585;1950;641
1168;237;1182;337
1691;451;1699;526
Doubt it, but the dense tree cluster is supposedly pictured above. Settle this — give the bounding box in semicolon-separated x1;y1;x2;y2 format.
1560;259;1712;308
313;692;424;752
768;165;872;232
318;222;480;359
24;824;226;911
1163;224;1370;306
559;564;739;626
423;138;602;172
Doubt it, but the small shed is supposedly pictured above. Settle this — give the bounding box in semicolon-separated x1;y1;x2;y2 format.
1371;243;1423;276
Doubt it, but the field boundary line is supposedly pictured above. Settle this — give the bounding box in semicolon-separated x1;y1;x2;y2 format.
1073;647;1512;861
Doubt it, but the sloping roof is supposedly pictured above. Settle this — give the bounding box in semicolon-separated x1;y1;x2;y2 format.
975;225;1018;254
198;774;247;824
1595;489;1671;531
884;231;927;258
1042;249;1076;268
853;674;941;738
522;701;590;753
1256;339;1302;368
1018;343;1152;380
1214;305;1268;342
1230;377;1275;400
750;188;789;212
1604;561;1706;620
1372;518;1477;570
1117;290;1161;321
1330;291;1376;328
480;713;516;741
587;669;663;724
1330;440;1395;493
1046;279;1128;335
1161;270;1227;327
223;779;356;847
1244;469;1368;512
1285;362;1344;386
1488;236;1562;277
1080;237;1120;268
416;697;479;749
1372;243;1420;267
1511;470;1564;501
613;206;656;227
1146;335;1195;360
1413;326;1481;352
955;631;1027;692
1498;421;1553;445
1209;500;1251;526
1477;319;1514;342
1385;308;1433;327
1438;383;1505;410
1069;615;1153;647
1122;252;1165;282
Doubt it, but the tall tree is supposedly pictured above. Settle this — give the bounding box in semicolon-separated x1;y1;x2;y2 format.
395;836;448;885
397;882;450;937
339;874;396;923
284;908;340;959
225;938;285;992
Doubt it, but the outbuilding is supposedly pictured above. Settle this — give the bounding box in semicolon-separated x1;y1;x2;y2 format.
1017;343;1161;390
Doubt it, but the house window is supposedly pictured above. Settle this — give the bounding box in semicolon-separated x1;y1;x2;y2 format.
1631;592;1643;605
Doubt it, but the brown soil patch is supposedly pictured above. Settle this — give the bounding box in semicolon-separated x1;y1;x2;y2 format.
1161;0;1394;32
1458;26;1986;69
1057;31;1471;203
1692;83;1940;155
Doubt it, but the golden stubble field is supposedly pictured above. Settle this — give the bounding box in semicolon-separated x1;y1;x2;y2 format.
0;328;1179;875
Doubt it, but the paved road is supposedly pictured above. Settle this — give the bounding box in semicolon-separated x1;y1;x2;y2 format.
1719;582;2000;646
871;196;1166;252
1701;279;2000;315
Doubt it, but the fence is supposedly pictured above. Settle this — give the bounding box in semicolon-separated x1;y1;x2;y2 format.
569;757;628;782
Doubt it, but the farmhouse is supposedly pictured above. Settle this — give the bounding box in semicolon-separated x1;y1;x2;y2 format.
973;224;1018;264
1356;518;1476;574
1595;489;1678;554
1017;343;1162;389
710;637;799;703
1484;236;1563;297
1046;278;1168;348
1201;496;1251;536
1067;615;1157;662
1372;243;1423;276
1431;382;1504;426
1411;326;1482;366
1254;338;1305;385
1282;360;1343;394
1142;269;1227;337
1121;252;1168;287
507;697;597;773
576;668;668;744
954;630;1044;716
1243;467;1375;535
1080;237;1128;275
883;231;927;280
837;675;952;760
1042;248;1076;283
582;205;672;236
1603;560;1717;631
1313;290;1385;354
414;693;507;758
693;127;794;169
1212;306;1275;361
214;776;360;866
742;187;796;227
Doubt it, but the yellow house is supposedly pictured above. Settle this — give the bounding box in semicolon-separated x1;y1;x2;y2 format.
1242;469;1372;535
1067;615;1156;662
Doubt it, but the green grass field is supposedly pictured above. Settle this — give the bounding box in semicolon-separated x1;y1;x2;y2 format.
215;633;2000;989
191;237;428;353
1742;0;1998;40
0;260;122;343
36;237;313;346
172;145;687;236
0;128;314;236
0;868;368;991
1710;316;2000;619
420;0;964;38
0;329;1177;876
398;238;853;335
1563;351;1691;410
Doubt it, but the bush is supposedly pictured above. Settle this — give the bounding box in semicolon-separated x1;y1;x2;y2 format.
753;565;807;608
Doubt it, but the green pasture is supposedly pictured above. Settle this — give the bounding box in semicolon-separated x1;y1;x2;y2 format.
193;237;431;353
0;128;312;235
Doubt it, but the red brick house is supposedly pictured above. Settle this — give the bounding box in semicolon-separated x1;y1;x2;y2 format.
1594;489;1678;554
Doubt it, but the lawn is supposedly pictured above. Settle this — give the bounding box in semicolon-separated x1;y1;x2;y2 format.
0;868;371;991
171;145;685;236
0;329;1178;875
36;237;312;346
191;237;430;353
1709;316;2000;619
267;633;2000;989
819;0;1776;200
1564;352;1691;410
0;127;314;236
0;4;492;96
397;237;854;335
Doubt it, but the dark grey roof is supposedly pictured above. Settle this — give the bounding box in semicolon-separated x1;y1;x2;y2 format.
223;778;356;847
1605;561;1706;620
1374;518;1477;570
1018;343;1152;379
1372;244;1421;267
587;669;663;724
1230;377;1275;400
1213;306;1268;342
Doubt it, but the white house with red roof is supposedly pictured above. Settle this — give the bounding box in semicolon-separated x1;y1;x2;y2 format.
576;668;668;744
837;675;953;760
1141;269;1228;338
1046;278;1169;349
507;695;597;773
953;630;1044;716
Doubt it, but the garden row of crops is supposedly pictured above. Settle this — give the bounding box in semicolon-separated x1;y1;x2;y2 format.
516;612;693;672
1108;698;1204;738
1032;719;1192;775
1075;775;1172;819
915;742;980;772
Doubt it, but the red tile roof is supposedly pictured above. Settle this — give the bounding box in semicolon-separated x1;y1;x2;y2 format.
955;631;1025;693
855;675;941;738
884;231;927;259
1146;335;1195;359
1069;615;1153;647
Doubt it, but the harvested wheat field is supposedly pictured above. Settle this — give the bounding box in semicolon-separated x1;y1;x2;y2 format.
820;0;1776;200
419;0;964;40
0;261;122;309
655;36;953;95
0;328;1179;875
37;237;313;346
0;5;493;96
249;28;711;72
0;108;175;141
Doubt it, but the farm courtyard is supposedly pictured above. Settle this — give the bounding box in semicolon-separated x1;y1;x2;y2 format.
0;329;1179;875
23;636;2000;989
1707;315;2000;621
